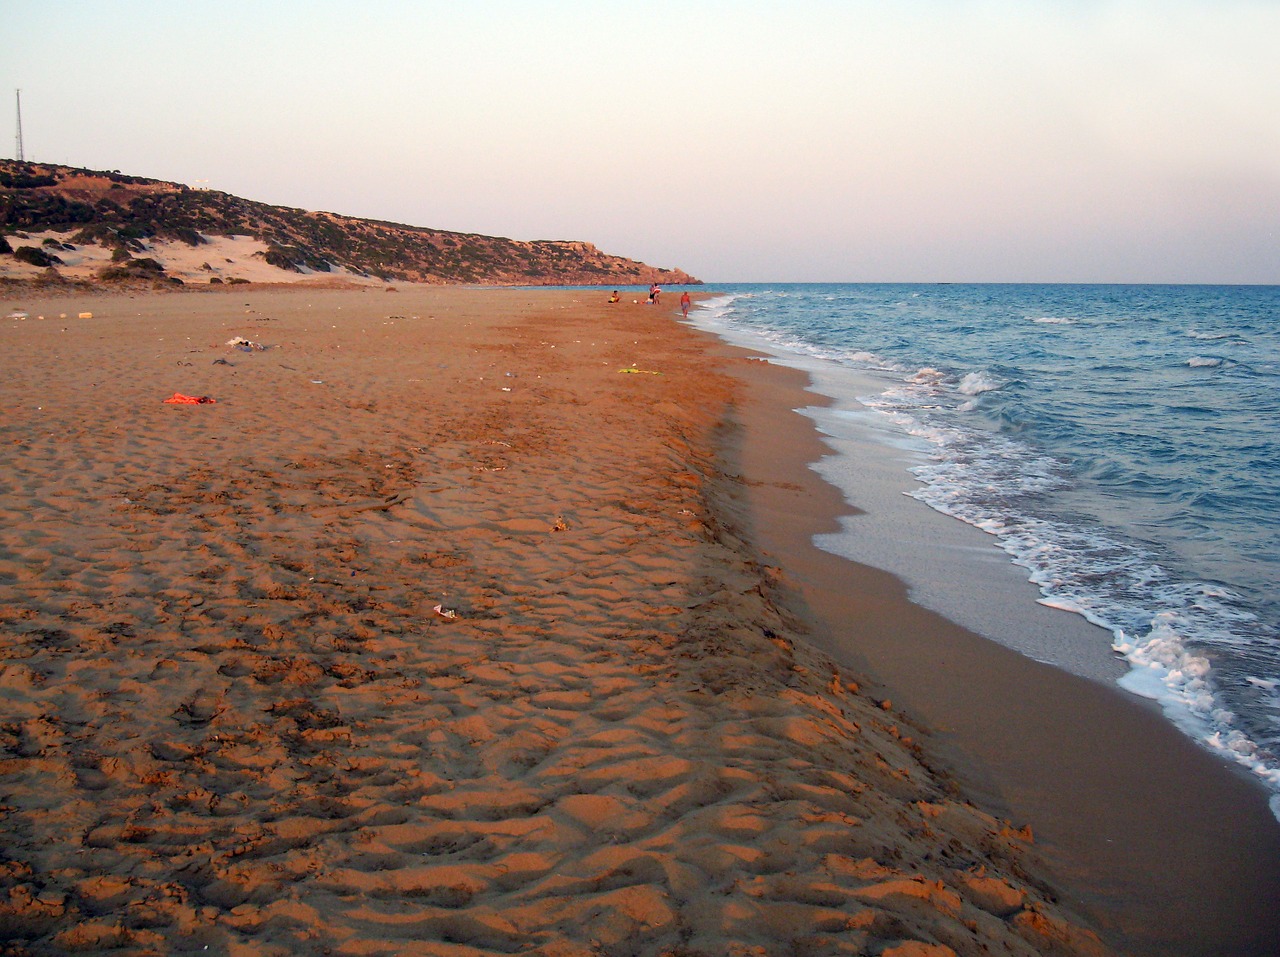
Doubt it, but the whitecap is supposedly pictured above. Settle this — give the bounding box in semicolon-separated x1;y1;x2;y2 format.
1031;316;1075;325
958;370;1002;395
907;367;946;385
1113;607;1280;796
1187;356;1222;368
1186;329;1235;341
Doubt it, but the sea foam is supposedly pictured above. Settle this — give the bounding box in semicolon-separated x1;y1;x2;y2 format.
691;282;1280;821
958;370;1003;395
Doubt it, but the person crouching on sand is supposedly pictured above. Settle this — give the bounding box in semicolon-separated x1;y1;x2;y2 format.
608;290;620;303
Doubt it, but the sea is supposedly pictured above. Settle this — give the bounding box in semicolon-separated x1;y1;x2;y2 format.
684;283;1280;819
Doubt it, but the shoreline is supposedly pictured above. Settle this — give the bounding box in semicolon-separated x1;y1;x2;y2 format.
0;282;1261;955
707;318;1280;956
0;284;1107;955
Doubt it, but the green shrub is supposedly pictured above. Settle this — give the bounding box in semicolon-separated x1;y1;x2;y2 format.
99;257;164;281
14;245;57;267
70;224;113;244
263;246;300;271
158;225;205;246
0;170;58;189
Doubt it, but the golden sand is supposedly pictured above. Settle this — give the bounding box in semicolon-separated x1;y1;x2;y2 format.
0;285;1117;955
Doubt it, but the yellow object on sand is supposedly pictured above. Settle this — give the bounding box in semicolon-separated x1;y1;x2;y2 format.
618;368;661;375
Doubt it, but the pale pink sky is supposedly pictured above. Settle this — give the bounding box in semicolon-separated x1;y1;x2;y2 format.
6;1;1278;282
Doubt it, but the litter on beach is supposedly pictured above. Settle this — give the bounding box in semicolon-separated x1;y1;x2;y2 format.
162;393;217;405
227;336;267;351
432;604;459;621
618;367;661;375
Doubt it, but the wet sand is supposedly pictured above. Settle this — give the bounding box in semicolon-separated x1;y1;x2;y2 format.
0;283;1166;955
716;335;1280;957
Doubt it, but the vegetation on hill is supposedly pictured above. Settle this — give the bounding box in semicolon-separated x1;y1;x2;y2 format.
0;160;699;286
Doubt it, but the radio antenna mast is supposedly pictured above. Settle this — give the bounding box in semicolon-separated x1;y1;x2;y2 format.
15;89;24;162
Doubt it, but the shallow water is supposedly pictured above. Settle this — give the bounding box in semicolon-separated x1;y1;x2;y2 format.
691;283;1280;818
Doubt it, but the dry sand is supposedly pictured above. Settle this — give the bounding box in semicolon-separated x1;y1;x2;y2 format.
0;285;1116;956
2;231;378;286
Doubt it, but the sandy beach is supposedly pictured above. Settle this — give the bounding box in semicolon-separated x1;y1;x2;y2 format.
0;284;1269;956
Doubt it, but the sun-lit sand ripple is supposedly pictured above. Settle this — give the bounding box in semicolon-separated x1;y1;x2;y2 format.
0;288;1108;956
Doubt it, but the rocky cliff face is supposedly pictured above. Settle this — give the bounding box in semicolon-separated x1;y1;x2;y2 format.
0;161;699;286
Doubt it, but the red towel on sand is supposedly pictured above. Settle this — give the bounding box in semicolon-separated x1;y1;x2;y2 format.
162;393;217;404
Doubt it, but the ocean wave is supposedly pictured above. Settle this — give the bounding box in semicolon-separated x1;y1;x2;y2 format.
870;381;1280;804
688;282;1280;817
908;367;946;385
1187;328;1244;341
958;371;1003;395
693;293;741;323
1115;607;1280;792
917;448;1280;791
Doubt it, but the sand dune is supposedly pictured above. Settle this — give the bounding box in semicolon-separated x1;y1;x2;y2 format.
2;230;376;286
0;287;1108;955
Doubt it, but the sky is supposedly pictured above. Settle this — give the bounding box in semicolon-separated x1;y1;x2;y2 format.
4;0;1278;283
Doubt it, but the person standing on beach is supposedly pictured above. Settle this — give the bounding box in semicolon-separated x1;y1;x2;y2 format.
680;290;691;318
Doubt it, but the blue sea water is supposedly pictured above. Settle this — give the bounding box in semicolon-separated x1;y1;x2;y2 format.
690;283;1280;817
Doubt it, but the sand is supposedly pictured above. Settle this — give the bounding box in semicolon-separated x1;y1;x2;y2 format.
0;284;1135;956
2;231;378;286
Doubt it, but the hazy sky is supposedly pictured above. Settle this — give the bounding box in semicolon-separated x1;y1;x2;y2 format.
5;1;1277;283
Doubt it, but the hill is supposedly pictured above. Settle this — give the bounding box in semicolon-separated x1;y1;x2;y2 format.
0;160;699;288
